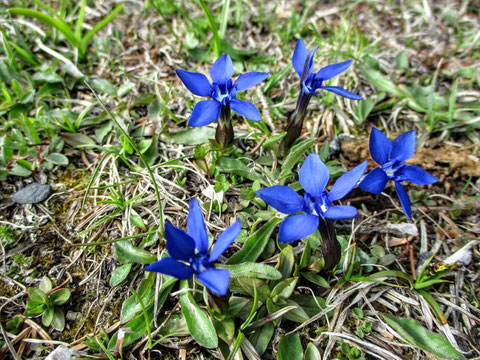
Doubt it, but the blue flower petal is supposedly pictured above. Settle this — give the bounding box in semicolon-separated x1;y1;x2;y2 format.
301;47;318;83
395;181;412;220
369;128;392;165
188;100;222;127
210;54;234;84
390;130;416;162
145;257;194;279
396;165;438;185
197;268;230;295
230;98;261;121
234;72;269;92
292;39;309;78
324;205;358;220
165;222;196;261
316;59;353;81
187;199;209;253
176;69;212;97
359;168;389;194
319;86;363;100
328;161;368;202
299;153;330;198
278;214;319;243
209;220;241;262
255;185;305;214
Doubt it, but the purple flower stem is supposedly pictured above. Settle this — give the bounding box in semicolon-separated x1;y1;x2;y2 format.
279;91;312;156
215;103;234;149
318;217;341;271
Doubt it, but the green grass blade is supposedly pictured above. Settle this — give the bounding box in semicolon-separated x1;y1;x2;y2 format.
81;4;123;54
75;0;87;39
7;8;80;48
85;82;164;237
219;0;231;39
0;30;15;67
197;0;221;58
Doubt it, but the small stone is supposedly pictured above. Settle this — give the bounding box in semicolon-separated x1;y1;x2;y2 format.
11;183;51;204
45;345;77;360
387;223;418;237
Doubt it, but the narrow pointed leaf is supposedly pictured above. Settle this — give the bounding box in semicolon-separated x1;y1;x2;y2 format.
383;315;464;360
227;217;282;264
180;280;218;348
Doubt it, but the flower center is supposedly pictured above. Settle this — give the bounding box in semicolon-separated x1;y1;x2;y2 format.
190;252;210;273
304;191;331;216
382;160;405;179
212;79;234;105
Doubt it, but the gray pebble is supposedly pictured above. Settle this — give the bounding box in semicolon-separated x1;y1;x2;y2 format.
11;183;51;204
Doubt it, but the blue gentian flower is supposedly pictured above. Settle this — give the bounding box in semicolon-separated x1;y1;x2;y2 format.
145;199;241;296
359;128;438;219
256;154;367;243
279;39;363;154
176;54;269;127
292;38;363;99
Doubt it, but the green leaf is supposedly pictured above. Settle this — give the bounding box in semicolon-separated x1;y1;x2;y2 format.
270;278;298;300
32;71;63;83
39;276;53;293
120;276;155;323
249;322;274;356
180;281;218;348
89;78;117;96
161;127;216;145
355;98;375;124
197;0;221;57
114;240;156;264
29;288;48;303
278;333;303;360
61;132;96;148
227;217;282;264
383;315;465;360
304;342;321;360
130;214;146;230
10;164;32;177
24;302;46;317
213;316;235;342
299;238;311;269
118;82;135;97
361;67;404;97
289;294;326;318
7;8;80;48
42;306;54;326
52;307;65;331
110;263;133;286
45;153;69;165
279;138;316;183
276;245;294;280
50;289;71;306
81;4;123;55
396;51;408;70
235;278;271;302
217;157;268;185
283;299;310;323
301;271;330;288
217;262;281;280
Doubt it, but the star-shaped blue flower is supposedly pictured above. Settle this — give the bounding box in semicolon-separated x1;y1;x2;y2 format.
176;54;269;127
292;38;363;99
145;199;241;295
359;128;438;219
256;154;367;243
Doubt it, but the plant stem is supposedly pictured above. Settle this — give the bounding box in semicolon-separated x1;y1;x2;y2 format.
278;91;312;156
215;103;233;149
318;217;340;271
